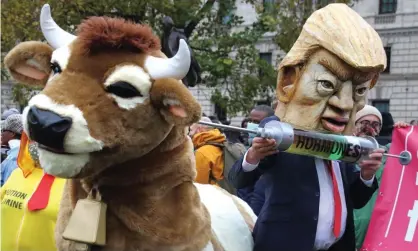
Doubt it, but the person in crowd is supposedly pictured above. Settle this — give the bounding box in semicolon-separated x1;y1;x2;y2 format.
240;118;250;146
236;105;274;204
1;114;23;185
246;106;409;219
353;106;409;249
353;105;382;138
1;132;66;251
410;119;417;126
376;112;394;145
208;115;221;124
1;109;21;161
189;117;226;185
223;130;242;144
271;99;278;111
1;108;20;121
246;105;275;146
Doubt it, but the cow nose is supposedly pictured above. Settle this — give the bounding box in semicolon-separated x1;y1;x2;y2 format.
27;107;72;150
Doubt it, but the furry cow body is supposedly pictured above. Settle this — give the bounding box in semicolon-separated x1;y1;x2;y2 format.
5;5;256;251
55;139;255;251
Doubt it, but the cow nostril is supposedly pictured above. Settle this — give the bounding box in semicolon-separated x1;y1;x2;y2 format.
27;107;73;151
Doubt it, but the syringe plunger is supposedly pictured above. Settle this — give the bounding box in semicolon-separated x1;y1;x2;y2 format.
197;120;412;165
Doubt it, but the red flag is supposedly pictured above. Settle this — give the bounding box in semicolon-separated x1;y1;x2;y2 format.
361;126;418;251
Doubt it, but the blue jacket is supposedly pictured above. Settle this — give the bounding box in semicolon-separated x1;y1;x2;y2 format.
236;175;267;216
249;174;267;216
1;145;20;186
236;186;254;204
228;116;378;251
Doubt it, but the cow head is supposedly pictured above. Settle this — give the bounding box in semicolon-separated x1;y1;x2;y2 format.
4;5;201;179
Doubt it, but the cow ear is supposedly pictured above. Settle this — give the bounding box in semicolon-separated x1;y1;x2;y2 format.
151;78;201;126
4;41;53;87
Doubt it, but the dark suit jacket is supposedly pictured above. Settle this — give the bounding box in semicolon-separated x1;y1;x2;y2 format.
249;174;267;216
228;116;378;251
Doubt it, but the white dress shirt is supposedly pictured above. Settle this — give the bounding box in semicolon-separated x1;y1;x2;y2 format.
242;151;374;250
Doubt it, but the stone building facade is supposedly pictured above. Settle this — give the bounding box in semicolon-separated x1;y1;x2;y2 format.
352;0;418;123
1;81;20;112
2;0;417;124
190;0;418;125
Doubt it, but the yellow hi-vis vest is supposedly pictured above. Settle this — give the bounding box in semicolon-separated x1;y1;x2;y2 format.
1;133;66;251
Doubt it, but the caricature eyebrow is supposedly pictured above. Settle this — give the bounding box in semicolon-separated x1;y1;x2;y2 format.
319;57;377;85
318;57;352;82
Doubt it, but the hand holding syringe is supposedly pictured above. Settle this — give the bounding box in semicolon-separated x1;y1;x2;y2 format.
198;120;412;165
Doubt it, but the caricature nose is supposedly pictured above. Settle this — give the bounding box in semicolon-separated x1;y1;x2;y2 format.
329;84;354;113
27;107;72;150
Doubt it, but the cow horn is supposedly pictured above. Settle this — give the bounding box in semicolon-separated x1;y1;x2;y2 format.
40;4;76;49
144;39;191;80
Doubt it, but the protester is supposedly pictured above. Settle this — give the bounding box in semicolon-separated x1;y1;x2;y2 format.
376;112;394;145
1;114;23;185
228;4;386;250
240;118;250;146
1;132;66;251
410;119;417;126
1;109;22;162
353;106;410;249
246;105;275;146
208;115;221;124
271;99;278;111
236;105;274;205
223;130;242;144
1;108;20;121
189;117;226;185
353;105;382;138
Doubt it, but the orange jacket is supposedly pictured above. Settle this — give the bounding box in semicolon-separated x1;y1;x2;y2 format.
192;129;226;185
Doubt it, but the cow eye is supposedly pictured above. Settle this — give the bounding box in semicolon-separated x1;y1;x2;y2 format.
50;62;62;75
106;81;143;98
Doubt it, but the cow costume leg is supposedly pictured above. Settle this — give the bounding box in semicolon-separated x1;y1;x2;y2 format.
4;4;256;251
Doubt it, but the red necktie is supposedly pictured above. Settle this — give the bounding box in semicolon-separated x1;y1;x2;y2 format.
325;160;342;238
27;173;56;211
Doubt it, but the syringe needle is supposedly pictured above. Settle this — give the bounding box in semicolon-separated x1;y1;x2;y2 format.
383;153;407;159
382;151;412;165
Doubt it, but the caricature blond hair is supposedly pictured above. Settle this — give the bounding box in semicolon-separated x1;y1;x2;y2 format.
277;3;387;103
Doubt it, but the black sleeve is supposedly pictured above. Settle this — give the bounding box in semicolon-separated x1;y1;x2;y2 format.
345;163;379;209
249;175;267;216
228;154;276;189
228;115;280;189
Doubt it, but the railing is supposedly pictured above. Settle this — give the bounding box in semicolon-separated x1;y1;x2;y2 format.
362;12;418;30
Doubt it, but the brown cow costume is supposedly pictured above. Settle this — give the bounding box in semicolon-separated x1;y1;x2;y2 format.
4;4;256;251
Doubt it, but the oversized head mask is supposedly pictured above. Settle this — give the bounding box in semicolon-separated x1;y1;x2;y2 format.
4;5;201;179
275;4;387;135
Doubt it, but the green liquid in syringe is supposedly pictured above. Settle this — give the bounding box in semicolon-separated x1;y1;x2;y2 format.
284;130;370;163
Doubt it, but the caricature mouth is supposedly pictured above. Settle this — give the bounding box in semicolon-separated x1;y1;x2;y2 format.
321;117;348;133
38;144;72;155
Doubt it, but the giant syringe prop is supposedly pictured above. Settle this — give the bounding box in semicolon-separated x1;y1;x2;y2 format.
199;120;412;165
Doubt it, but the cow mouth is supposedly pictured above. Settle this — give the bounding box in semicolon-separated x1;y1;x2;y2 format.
321;117;348;133
38;144;73;155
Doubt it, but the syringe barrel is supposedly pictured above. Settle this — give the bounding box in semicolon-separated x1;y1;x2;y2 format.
260;120;379;163
285;131;379;163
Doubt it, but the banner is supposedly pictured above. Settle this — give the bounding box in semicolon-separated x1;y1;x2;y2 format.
361;126;418;251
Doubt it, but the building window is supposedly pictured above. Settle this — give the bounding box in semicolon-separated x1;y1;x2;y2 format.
383;47;391;73
259;52;272;77
379;0;397;14
259;52;272;65
371;100;390;113
263;0;275;13
222;9;234;24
